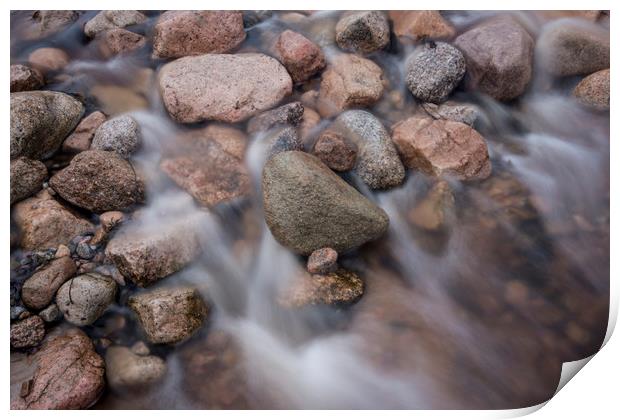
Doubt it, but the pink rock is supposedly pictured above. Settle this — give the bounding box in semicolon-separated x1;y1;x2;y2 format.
307;247;338;274
21;256;77;310
312;130;357;172
28;47;69;73
62;111;107;153
389;11;455;41
10;64;44;92
275;29;325;83
97;28;146;58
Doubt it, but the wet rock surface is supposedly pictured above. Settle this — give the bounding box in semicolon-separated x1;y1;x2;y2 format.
56;273;117;326
91;115;142;158
21;256;77;310
389;10;455;41
247;102;304;135
27;10;79;39
11;315;46;348
63;111;107;153
97;28;146;58
84;10;147;38
307;248;338;274
10;64;44;92
335;11;390;54
10;157;47;205
573;69;610;111
106;346;166;390
312;129;357;172
28;47;69;73
275;30;326;83
279;269;364;307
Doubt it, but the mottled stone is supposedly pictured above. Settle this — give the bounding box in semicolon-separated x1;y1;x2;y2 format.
307;248;338;274
275;30;326;83
62;111;107;153
10;316;45;349
105;346;166;390
573;68;609;111
247;102;304;135
279;269;364;307
97;28;146;58
408;180;455;231
28;10;79;39
21;256;77;310
91;115;141;158
421;102;481;126
10;157;47;204
312;129;357;172
56;273;117;326
10;64;44;92
389;10;455;41
84;10;147;38
39;304;62;323
335;11;390;54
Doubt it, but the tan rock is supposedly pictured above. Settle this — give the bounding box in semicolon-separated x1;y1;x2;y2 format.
10;64;44;92
62;111;107;153
279;269;364;308
573;68;609;111
21;256;77;310
106;346;166;390
28;47;69;73
408;180;455;231
389;11;455;41
10;157;47;205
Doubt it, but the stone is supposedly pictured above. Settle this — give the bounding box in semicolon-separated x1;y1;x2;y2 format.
307;248;338;274
573;68;609;111
247;102;304;135
62;111;107;153
49;150;145;213
279;269;364;307
274;30;326;83
536;19;609;77
129;287;208;344
84;10;147;38
56;273;117;326
39;304;62;323
299;107;321;142
421;102;480;126
21;256;77;310
335;11;390;54
454;16;534;101
13;191;95;251
10;157;47;205
10;64;44;92
10;329;105;409
10;316;45;349
312;129;357;172
55;244;71;258
405;42;466;104
317;54;384;117
392;115;491;181
11;91;84;159
262;151;389;255
100;211;125;232
28;10;79;39
333;110;405;189
243;11;273;27
152;11;245;59
408;180;455;231
28;47;69;73
97;28;146;58
261;125;303;157
76;240;96;259
159;53;292;124
91;115;141;158
105;346;166;390
130;341;150;356
389;11;455;41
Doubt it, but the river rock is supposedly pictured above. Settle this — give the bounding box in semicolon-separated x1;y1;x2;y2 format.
263;125;303;157
39;304;62;323
262;151;389;255
105;346;167;390
98;28;146;58
537;19;609;76
243;10;273;27
159;53;292;123
56;273;117;326
91;115;141;158
247;102;304;134
421;102;480;126
84;10;147;38
11;329;105;409
50;150;145;213
21;256;77;310
307;248;338;274
312;129;357;172
28;47;69;73
389;10;455;41
129;287;208;344
335;11;390;54
10;64;44;92
13;190;95;251
573;68;609;111
10;157;47;205
153;11;245;59
333;110;405;189
405;42;466;103
10;316;45;349
100;211;125;232
317;54;384;117
392;115;491;180
454;16;534;101
63;111;107;153
275;29;326;83
28;10;79;39
11;91;84;159
408;180;455;231
279;269;364;307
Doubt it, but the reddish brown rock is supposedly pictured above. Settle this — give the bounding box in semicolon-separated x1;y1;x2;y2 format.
307;247;338;274
153;11;246;59
98;28;146;58
389;11;456;41
100;211;125;232
279;269;364;308
573;69;609;111
62;111;107;153
10;316;45;349
275;29;326;83
10;157;47;205
312;130;357;172
10;64;44;92
11;329;105;409
21;256;77;310
28;47;69;73
392;116;491;181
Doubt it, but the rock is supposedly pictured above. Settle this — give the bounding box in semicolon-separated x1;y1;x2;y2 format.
159;53;292;124
454;16;534;101
11;91;84;159
21;256;77;310
409;180;455;231
129;286;208;344
10;157;47;204
55;244;71;258
28;10;79;38
247;102;304;135
333;110;405;189
243;11;273;27
39;304;62;323
10;306;27;320
11;329;105;409
10;64;44;92
152;11;245;59
91;115;141;158
312;129;357;172
56;273;117;326
10;316;45;349
335;11;390;54
97;28;146;58
405;42;466;104
49;150;145;213
84;10;147;38
13;190;95;251
130;341;150;356
573;68;609;111
62;111;107;153
389;10;455;41
274;30;326;83
100;211;125;232
421;102;480;126
537;19;609;77
105;346;166;390
299;107;321;142
279;269;364;307
76;240;96;259
28;47;69;73
261;125;303;157
105;220;201;287
307;248;338;274
391;115;491;181
262;151;389;255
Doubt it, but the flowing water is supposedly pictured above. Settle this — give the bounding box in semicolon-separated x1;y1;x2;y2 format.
10;10;609;409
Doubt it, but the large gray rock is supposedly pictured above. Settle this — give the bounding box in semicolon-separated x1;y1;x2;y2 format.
262;151;389;255
11;91;84;159
10;157;47;204
84;10;147;38
335;11;390;54
56;273;117;326
91;115;141;158
332;110;405;189
105;346;166;390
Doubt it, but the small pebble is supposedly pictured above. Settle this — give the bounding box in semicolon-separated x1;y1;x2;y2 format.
307;247;338;274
